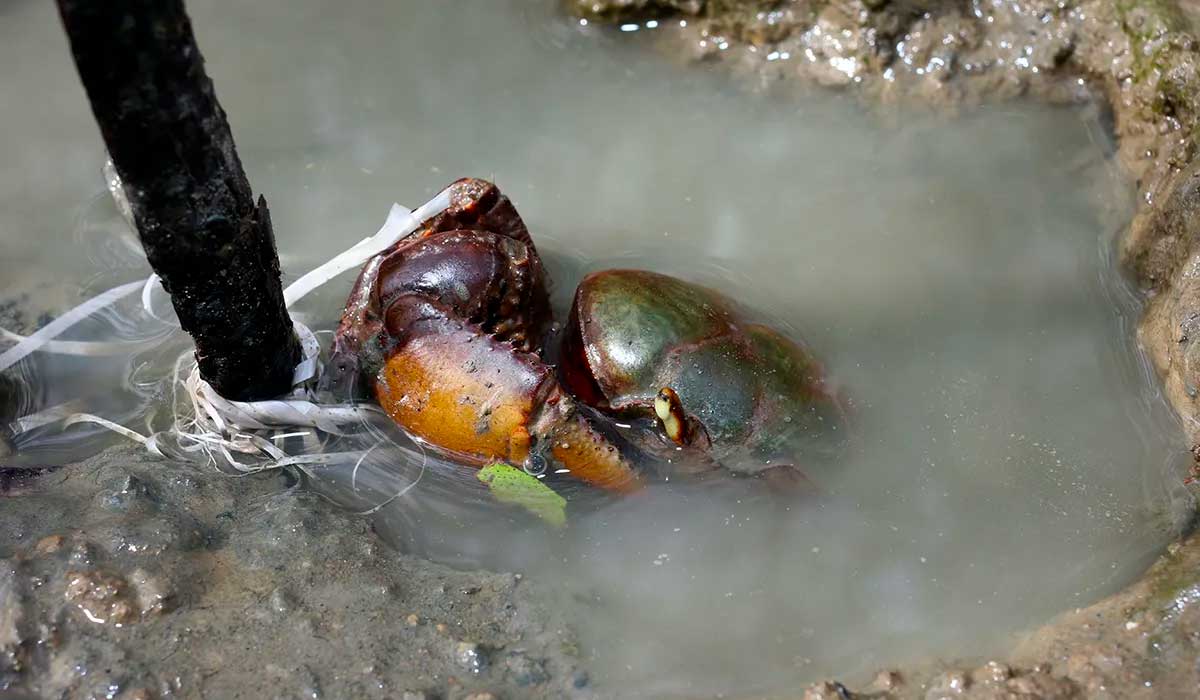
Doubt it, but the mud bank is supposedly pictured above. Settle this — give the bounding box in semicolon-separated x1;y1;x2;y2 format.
0;446;589;699
573;0;1200;697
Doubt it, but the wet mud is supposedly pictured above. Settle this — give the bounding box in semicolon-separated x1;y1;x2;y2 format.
0;446;588;699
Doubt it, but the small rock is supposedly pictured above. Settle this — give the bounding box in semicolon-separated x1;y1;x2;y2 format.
926;670;970;697
97;474;154;512
1006;671;1077;696
34;535;66;555
296;664;323;699
406;613;420;627
269;587;298;614
803;680;853;700
453;641;488;674
973;660;1011;683
67;540;96;567
870;669;903;690
400;692;428;700
130;569;174;616
64;570;140;625
462;693;498;700
1065;652;1095;678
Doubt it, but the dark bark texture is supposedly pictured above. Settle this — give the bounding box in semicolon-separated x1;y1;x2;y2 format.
57;0;299;400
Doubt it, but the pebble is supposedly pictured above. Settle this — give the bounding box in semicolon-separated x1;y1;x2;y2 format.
926;670;970;697
870;669;903;690
974;660;1011;683
802;680;852;700
67;540;96;567
571;670;589;689
97;474;154;512
130;569;173;616
64;569;139;625
453;641;488;674
34;534;66;555
269;587;298;614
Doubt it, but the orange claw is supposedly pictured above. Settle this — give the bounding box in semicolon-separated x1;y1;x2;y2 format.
545;412;643;494
336;178;642;494
374;318;642;493
374;321;549;467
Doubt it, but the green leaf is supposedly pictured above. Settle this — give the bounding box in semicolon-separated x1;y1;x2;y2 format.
477;462;567;528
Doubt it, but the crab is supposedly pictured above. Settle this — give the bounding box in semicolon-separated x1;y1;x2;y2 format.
326;178;846;493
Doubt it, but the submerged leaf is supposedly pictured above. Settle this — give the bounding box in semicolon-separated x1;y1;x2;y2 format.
477;462;567;527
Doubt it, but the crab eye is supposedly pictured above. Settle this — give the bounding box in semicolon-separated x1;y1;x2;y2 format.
654;387;687;445
523;452;548;476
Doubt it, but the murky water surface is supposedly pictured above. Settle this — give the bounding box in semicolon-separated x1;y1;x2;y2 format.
0;0;1192;695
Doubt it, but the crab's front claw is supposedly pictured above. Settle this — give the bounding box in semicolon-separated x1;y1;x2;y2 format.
330;179;641;493
375;292;641;493
326;177;554;396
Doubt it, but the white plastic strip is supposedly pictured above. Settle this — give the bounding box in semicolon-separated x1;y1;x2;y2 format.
63;412;164;457
0;279;144;373
0;327;158;357
282;187;453;308
189;365;379;433
0;189;452;370
140;274;174;322
0;274;169;361
11;399;87;434
291;321;321;385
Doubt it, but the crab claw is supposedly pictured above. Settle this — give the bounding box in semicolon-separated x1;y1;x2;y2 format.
330;179;641;493
373;296;641;493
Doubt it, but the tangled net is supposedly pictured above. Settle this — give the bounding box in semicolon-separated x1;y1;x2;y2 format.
0;165;454;505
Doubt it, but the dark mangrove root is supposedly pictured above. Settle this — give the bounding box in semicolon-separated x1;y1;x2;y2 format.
56;0;300;401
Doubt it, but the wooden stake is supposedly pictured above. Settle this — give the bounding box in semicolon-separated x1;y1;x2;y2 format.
57;0;300;400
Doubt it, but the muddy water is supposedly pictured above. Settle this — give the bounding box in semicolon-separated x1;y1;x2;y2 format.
0;0;1192;696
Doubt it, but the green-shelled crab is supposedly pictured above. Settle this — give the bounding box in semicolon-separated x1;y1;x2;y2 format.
327;178;846;493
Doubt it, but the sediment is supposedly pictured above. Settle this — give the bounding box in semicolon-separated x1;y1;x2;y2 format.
0;446;589;699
